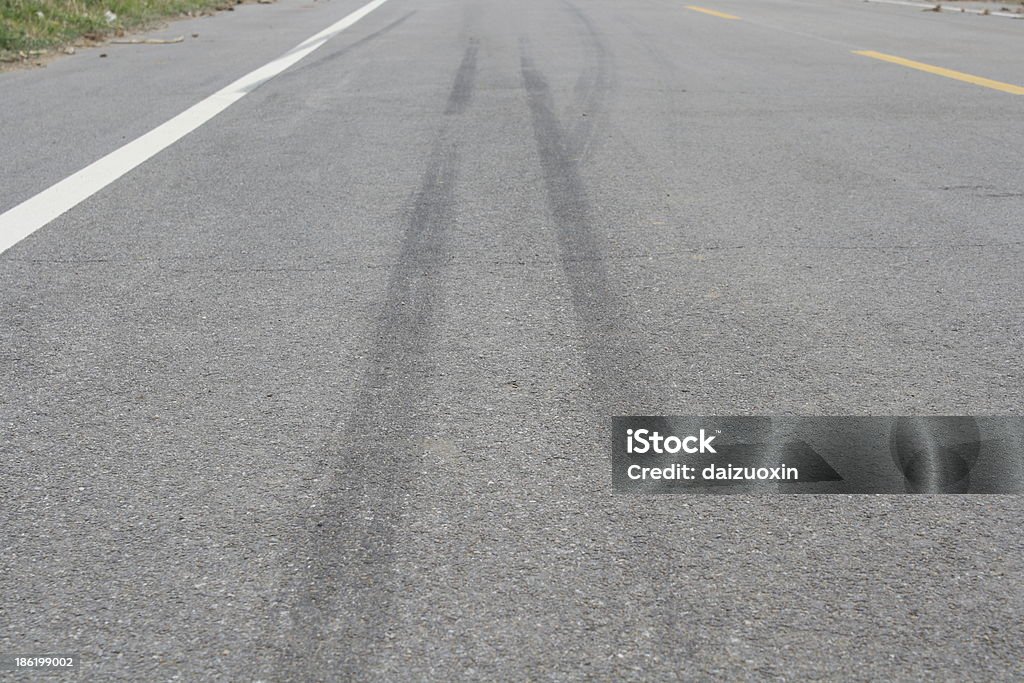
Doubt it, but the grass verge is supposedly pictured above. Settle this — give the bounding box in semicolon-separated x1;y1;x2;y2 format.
1;0;254;63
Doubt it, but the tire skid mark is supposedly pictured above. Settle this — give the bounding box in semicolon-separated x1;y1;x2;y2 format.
268;42;479;681
563;1;613;162
520;45;648;405
281;11;417;80
446;38;480;115
522;2;700;666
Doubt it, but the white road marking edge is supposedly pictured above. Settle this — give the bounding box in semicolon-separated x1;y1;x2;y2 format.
0;0;391;255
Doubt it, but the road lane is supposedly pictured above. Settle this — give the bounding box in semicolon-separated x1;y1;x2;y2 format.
685;6;741;20
0;0;384;216
853;50;1024;94
696;0;1024;86
2;0;1023;680
0;0;393;254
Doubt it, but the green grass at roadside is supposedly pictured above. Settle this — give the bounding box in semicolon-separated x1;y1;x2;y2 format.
0;0;242;61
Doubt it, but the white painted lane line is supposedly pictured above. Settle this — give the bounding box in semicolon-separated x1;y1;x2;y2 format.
0;0;391;256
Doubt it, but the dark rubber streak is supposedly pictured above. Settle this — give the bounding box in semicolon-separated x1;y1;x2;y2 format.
268;42;478;681
446;39;480;115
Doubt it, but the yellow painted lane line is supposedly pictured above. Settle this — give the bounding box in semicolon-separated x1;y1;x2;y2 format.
854;50;1024;95
685;6;740;20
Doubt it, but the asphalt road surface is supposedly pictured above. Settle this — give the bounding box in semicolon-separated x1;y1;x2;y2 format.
2;0;1023;679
